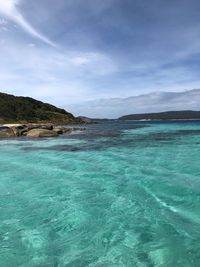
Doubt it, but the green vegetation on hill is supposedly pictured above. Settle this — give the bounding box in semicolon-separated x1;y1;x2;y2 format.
0;92;81;124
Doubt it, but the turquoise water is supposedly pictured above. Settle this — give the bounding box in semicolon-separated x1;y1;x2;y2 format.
1;121;200;267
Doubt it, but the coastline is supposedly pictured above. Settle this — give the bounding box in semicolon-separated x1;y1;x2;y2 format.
120;118;200;122
0;123;86;139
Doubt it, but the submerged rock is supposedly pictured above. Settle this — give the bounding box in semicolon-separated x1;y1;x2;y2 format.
0;126;15;138
69;127;86;132
26;129;58;138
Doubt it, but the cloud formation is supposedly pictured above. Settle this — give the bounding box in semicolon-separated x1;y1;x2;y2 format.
68;89;200;118
0;0;55;46
0;0;200;117
0;41;116;105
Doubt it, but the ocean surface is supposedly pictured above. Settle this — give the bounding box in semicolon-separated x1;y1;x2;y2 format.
1;120;200;267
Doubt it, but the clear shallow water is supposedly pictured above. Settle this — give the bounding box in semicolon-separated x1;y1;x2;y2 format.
1;121;200;267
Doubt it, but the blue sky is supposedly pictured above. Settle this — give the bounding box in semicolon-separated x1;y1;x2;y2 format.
0;0;200;117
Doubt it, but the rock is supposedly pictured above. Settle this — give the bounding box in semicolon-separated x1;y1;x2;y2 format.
0;126;15;138
0;124;85;138
53;128;64;134
52;127;86;134
59;127;86;133
61;128;72;133
39;124;53;130
22;131;28;136
27;124;53;131
77;116;93;123
70;127;86;132
3;124;28;136
3;124;25;128
26;129;58;138
5;125;26;136
53;127;77;134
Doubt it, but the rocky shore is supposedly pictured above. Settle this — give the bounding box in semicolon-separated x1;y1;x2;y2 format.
0;124;86;138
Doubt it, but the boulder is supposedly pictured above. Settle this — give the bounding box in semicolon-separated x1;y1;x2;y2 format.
22;131;28;136
0;127;15;138
6;125;26;136
3;124;25;128
62;128;73;133
26;129;58;138
38;124;53;130
27;124;53;131
53;128;64;134
55;127;86;133
3;124;28;136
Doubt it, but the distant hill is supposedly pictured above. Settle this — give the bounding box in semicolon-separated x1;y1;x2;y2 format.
119;111;200;121
0;92;82;124
77;116;93;123
68;89;200;118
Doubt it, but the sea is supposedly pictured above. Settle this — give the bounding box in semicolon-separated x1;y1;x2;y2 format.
0;120;200;267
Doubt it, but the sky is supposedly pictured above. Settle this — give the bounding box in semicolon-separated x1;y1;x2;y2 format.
71;89;200;118
0;0;200;118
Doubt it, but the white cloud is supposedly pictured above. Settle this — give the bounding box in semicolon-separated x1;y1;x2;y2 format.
69;52;117;75
70;56;91;66
0;18;7;25
68;89;200;118
0;0;55;46
28;43;36;48
0;39;118;106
